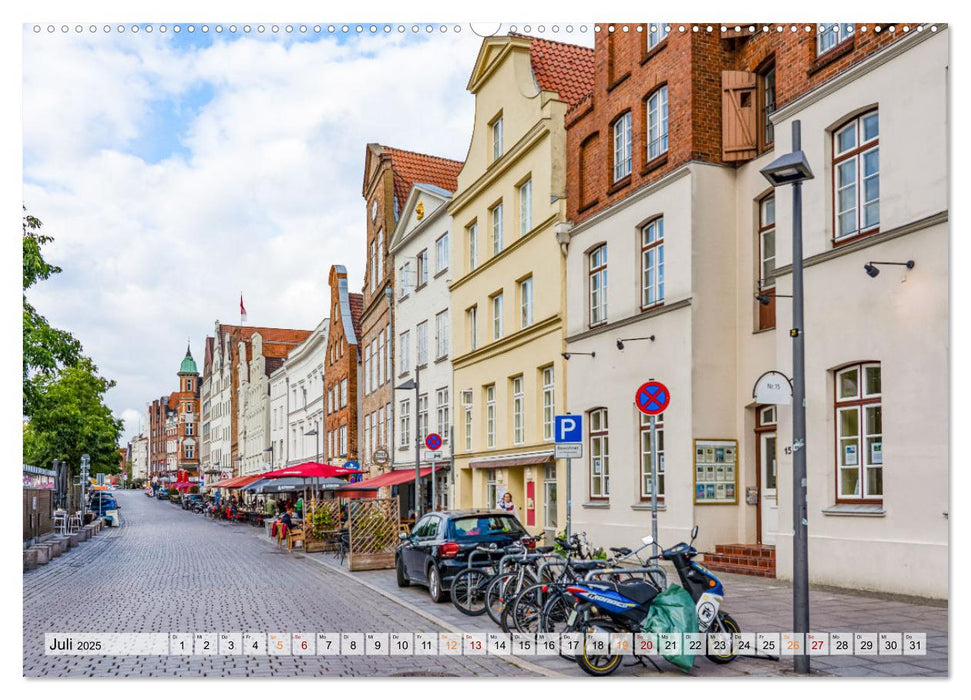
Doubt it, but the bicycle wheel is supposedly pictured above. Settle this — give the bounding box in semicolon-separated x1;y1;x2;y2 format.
539;587;577;634
505;583;546;633
449;569;491;616
484;572;516;626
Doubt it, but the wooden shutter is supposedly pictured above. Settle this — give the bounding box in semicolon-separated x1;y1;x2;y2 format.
722;70;758;162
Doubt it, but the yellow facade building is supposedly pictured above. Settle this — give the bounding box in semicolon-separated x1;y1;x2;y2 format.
448;35;593;536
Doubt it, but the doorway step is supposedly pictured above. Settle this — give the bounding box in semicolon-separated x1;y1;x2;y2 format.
702;544;775;578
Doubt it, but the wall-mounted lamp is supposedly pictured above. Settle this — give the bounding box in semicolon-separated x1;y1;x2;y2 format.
864;260;914;278
755;292;793;306
562;351;595;360
616;335;655;350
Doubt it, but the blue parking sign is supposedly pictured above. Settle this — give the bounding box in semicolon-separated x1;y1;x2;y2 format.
555;415;583;443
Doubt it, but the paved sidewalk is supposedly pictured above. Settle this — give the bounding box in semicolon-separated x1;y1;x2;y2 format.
297;542;947;678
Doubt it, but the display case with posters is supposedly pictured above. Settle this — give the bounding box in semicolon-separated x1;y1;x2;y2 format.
693;439;739;505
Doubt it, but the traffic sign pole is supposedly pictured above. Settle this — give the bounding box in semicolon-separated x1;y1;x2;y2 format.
635;382;669;556
650;414;659;549
566;457;572;540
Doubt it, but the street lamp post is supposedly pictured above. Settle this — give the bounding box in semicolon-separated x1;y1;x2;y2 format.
761;120;814;675
305;427;320;464
395;366;421;518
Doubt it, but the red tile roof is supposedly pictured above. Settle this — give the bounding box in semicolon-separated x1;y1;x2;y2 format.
382;147;464;214
514;34;595;109
348;293;364;344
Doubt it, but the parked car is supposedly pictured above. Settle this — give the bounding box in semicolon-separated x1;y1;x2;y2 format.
395;509;530;603
181;493;204;510
155;488;170;500
88;492;119;517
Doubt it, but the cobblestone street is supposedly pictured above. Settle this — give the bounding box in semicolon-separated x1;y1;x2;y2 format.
22;491;536;678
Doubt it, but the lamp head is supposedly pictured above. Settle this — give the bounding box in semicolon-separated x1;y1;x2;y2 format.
616;339;625;350
864;263;880;278
756;293;772;306
561;352;571;360
760;149;815;186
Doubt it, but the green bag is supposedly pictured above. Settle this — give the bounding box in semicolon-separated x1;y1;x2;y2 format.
641;584;699;673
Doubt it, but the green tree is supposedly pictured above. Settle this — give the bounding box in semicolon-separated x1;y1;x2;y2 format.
23;358;123;476
23;208;83;416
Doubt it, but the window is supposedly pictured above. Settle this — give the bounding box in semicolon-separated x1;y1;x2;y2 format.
511;376;525;445
377;229;384;281
641;217;665;308
365;344;372;395
542;367;554;441
385;402;392;449
464;403;473;451
340;379;347;408
612;111;632;182
400;399;411;447
339;425;347;456
589;244;607;326
543;464;557;529
184;444;195;460
400;261;412;298
646;85;668;162
436;388;449;441
185;378;192;391
399;330;410;374
467;222;478;270
519;277;534;328
589;408;609;499
436;233;449;273
377;406;384;447
418;394;429;439
467;305;478;351
369;241;377;292
416;321;428;366
492;293;504;340
486;385;496;448
386;323;392;380
518;178;532;234
364;416;371;460
377;329;385;386
185;422;194;436
491;202;504;255
486;469;498;509
436;310;449;359
417;249;429;287
639;412;665;500
835;363;882;501
760;63;776;148
817;23;854;56
491;114;503;161
647;23;669;50
758;195;777;331
834;110;879;241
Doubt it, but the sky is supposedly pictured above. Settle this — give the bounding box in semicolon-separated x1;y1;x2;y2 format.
22;22;595;445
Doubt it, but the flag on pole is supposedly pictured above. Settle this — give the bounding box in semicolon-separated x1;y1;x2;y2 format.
240;293;247;323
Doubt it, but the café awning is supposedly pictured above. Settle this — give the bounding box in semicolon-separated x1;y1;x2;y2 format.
336;466;443;499
210;474;264;489
260;462;363;479
468;451;554;469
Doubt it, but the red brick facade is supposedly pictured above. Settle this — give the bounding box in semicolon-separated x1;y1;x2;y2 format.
324;265;363;463
567;24;909;225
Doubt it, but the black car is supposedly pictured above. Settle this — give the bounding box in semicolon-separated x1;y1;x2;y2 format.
395;509;530;603
155;488;170;500
181;494;204;510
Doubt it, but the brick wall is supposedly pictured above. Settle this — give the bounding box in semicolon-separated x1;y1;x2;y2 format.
324;266;359;462
567;23;911;225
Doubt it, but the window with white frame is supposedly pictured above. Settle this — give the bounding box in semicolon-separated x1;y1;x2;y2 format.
542;367;554;441
399;330;410;374
835;363;882;501
400;399;411;447
486;385;496;448
340;379;347;408
512;376;524;445
646;85;669;161
435;310;449;359
759;195;776;288
639;412;665;500
641;217;664;308
816;23;854;56
464;402;473;452
589;244;607;326
417;321;428;366
377;229;384;280
467;222;478;271
589;408;609;499
834;110;879;241
418;393;429;439
365;344;372;395
520;277;534;328
400;261;412;298
519;178;532;235
417;249;429;287
491;114;503;161
385;402;392;449
647;23;669;50
436;388;449;442
339;425;347;456
385;323;392;380
491;202;504;255
377;406;384;447
377;329;385;386
185;444;195;459
365;415;371;459
369;241;377;292
492;293;504;340
543;464;557;529
486;469;498;509
613;111;632;182
436;233;449;273
467;305;478;351
185;422;194;436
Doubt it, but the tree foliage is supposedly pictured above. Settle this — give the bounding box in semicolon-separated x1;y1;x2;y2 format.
23;358;124;475
23;208;83;416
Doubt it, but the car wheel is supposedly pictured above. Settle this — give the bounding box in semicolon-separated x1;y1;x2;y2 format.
428;565;448;603
396;556;411;587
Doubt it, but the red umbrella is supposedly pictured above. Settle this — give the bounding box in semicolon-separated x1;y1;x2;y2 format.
259;462;362;479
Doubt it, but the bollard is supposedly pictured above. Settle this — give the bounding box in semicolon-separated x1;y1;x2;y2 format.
28;546;50;565
69;533;81;548
24;549;39;570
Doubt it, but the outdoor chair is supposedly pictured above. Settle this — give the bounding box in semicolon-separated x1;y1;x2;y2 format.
68;513;82;534
52;512;67;536
286;527;305;552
